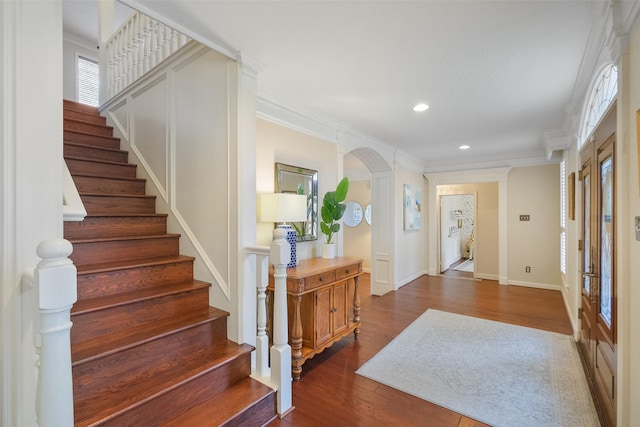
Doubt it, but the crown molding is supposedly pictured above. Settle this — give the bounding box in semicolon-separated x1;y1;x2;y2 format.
256;86;424;174
423;149;559;174
63;31;98;52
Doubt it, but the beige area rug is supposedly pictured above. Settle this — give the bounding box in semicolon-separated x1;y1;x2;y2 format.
356;309;600;427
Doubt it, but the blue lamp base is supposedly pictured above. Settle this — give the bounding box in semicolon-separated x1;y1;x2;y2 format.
277;224;298;268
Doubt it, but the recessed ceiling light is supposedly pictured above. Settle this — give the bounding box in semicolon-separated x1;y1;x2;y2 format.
413;103;430;112
459;145;470;150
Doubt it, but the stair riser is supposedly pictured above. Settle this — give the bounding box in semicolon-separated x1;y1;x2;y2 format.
72;319;230;402
64;143;128;163
64;119;114;137
70;236;179;265
73;175;145;195
221;393;277;427
76;260;194;300
63;100;99;115
71;287;211;345
64;109;106;125
80;195;156;215
64;215;167;240
96;352;252;427
65;130;120;150
66;158;137;179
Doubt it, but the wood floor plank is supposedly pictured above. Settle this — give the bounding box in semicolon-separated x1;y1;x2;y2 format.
268;273;572;426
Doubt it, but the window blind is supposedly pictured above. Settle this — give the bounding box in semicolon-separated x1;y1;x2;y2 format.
77;56;99;107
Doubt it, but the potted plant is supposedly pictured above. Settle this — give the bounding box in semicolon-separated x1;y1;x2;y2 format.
320;177;349;259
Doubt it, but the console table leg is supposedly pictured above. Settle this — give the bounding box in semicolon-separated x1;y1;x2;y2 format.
291;295;303;380
352;276;361;338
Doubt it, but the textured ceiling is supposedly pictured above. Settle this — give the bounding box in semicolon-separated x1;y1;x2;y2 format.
64;1;613;172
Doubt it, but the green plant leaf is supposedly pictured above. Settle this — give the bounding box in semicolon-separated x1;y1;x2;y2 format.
321;205;333;223
331;223;340;233
320;222;331;235
333;203;346;220
334;177;349;203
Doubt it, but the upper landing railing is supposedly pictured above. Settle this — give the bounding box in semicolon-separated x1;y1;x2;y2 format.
102;12;191;101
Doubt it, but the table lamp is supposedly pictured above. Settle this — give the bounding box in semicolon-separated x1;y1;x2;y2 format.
259;193;307;268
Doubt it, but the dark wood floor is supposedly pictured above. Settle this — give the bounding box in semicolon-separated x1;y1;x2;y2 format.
267;272;573;427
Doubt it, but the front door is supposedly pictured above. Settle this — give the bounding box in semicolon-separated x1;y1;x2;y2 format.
579;105;617;426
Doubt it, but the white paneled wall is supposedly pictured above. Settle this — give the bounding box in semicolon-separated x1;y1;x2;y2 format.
101;43;238;329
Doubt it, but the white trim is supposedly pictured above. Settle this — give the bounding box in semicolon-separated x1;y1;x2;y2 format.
0;2;18;424
62;161;87;221
508;280;562;292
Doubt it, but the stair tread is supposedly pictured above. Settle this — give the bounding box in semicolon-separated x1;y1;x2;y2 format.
64;116;113;128
64;128;119;141
79;192;156;199
76;254;193;275
72;279;211;315
72;306;230;365
64;140;127;154
64;155;132;166
63;99;99;114
70;172;145;182
74;340;253;426
79;212;168;219
69;233;180;244
163;378;276;427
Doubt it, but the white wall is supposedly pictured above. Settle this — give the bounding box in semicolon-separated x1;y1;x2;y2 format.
394;166;427;287
1;1;64;425
343;179;371;270
507;164;562;289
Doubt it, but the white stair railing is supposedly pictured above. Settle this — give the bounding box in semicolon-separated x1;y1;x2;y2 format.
246;227;293;417
102;12;191;102
34;238;78;427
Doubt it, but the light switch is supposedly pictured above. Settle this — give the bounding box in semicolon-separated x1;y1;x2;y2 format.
636;216;640;241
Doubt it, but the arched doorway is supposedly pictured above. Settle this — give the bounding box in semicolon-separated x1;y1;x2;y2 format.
344;147;394;296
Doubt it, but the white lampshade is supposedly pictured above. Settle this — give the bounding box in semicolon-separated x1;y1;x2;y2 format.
259;193;307;223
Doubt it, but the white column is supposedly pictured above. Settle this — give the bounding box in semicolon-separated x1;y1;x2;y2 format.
269;228;293;416
34;239;78;427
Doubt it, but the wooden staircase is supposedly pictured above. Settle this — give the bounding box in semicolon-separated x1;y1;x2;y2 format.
62;99;277;427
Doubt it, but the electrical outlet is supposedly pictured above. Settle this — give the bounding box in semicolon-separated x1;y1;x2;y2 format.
636;216;640;241
519;215;530;221
525;266;531;273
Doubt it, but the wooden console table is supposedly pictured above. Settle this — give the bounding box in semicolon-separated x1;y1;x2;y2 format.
268;257;362;380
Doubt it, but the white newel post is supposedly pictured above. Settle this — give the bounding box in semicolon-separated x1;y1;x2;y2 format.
269;228;293;416
35;239;78;427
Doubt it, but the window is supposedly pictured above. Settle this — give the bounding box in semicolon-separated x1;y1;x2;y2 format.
579;64;617;147
77;56;99;107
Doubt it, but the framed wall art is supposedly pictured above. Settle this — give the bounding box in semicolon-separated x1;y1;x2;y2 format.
403;184;422;231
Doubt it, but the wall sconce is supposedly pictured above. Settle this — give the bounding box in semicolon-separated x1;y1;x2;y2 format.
259;193;307;267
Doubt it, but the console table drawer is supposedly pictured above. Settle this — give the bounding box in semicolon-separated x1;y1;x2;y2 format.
305;270;336;290
335;263;360;280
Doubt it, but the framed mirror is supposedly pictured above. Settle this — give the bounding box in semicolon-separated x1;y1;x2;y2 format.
344;201;363;227
275;163;318;241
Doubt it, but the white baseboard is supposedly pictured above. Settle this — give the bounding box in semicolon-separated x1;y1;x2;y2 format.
508;280;562;292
